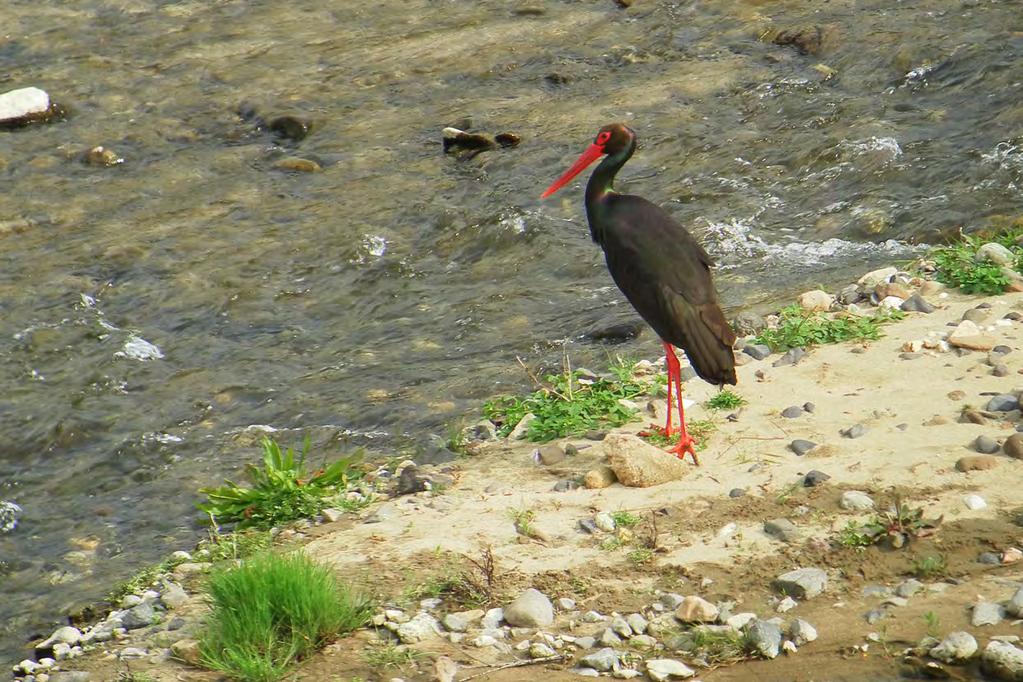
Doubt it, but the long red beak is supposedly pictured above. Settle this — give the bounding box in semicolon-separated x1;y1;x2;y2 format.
540;143;605;199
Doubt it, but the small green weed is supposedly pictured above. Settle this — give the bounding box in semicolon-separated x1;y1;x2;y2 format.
705;389;747;411
834;499;942;550
627;548;654;564
610;510;642;528
363;642;421;669
836;521;875;548
198;437;363;530
923;611;941;638
753;305;904;352
640;419;717;451
198;527;273;564
679;626;750;664
116;672;157;682
913;554;947;579
507;507;536;537
199;552;371;682
482;366;646;442
931;229;1023;294
600;537;625;551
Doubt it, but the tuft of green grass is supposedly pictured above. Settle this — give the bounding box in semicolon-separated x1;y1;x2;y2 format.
198;527;273;564
913;554;948;579
923;611;941;638
640;418;717;451
680;626;751;664
627;548;654;564
363;642;421;669
705;389;747;411
198;437;363;530
931;229;1023;294
833;499;942;550
753;305;904;352
199;552;372;682
610;510;642;528
836;521;876;548
482;367;647;442
507;507;537;537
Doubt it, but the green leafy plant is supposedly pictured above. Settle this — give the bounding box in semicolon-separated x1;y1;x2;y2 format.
507;507;537;537
611;510;642;528
198;437;363;529
931;229;1023;294
836;521;875;548
627;548;653;564
199;552;371;682
677;626;751;664
482;367;647;442
923;611;941;638
753;305;904;352
833;499;941;550
705;389;747;411
913;554;948;579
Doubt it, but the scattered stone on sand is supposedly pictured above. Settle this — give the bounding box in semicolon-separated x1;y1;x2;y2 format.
973;601;1005;627
675;596;719;622
974;435;1001;454
841;423;867;438
790;439;817;456
579;647;619;671
1007;587;1023;617
988;394;1019;412
434;655;459;682
901;293;935;313
781;406;804;418
963;308;992;324
858;266;897;288
553;479;580;492
533;444;566;466
397;466;430;495
840;490;875;511
503;589;554;627
962;408;988;424
645;658;696;680
930;631;979;663
584;467;617;489
395;613;442;643
1002;548;1023;564
803;470;830;487
744;344;772;360
957;455;998;472
798;289;833;312
729;488;746;498
981;640;1023;681
1004;433;1023;459
443;609;483;632
50;673;92;682
594;512;617;532
963;494;988;510
774;567;827;599
783;620;815;648
948;320;997;351
627;612;649;634
604;433;689;487
894;579;924;598
773;348;806;367
121;602;157;630
745;619;783;659
980;552;1002;565
764;518;802;543
977;242;1016;266
508;414;536;440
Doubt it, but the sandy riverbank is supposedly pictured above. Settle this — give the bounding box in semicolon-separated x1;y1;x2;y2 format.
27;282;1023;681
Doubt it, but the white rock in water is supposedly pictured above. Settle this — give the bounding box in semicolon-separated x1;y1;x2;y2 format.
0;86;50;123
116;335;164;361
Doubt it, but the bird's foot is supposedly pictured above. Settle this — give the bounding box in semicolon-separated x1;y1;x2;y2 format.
667;434;699;466
638;423;672;438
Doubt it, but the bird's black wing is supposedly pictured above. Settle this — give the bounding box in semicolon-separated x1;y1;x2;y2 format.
598;194;737;385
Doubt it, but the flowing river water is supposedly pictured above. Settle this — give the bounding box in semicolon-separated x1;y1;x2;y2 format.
2;0;1022;664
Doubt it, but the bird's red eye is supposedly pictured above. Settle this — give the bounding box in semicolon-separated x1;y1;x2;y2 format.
596;131;612;145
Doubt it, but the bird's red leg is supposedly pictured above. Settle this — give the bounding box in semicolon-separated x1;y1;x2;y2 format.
662;343;674;436
664;344;698;465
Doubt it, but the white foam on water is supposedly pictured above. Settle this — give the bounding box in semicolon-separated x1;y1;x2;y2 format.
364;234;388;257
841;136;903;159
0;501;22;534
116;335;164;361
500;214;527;234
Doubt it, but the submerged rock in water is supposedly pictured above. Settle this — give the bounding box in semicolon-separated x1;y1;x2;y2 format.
269;115;311;141
0;500;22;533
82;146;124;167
442;127;496;154
495;132;521;147
0;86;63;128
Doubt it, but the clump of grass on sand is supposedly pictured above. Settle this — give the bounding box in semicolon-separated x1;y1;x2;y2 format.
482;359;649;442
753;305;904;352
199;552;371;682
705;388;747;410
931;228;1023;294
198;437;363;530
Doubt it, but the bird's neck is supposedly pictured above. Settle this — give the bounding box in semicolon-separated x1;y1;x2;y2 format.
585;143;634;217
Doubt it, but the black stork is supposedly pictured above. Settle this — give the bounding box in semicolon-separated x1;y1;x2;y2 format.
540;123;737;464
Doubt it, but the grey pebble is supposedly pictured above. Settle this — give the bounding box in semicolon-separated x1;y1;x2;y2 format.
987;394;1019;412
993;345;1012;355
979;552;1002;565
579;647;619;671
790;439;817;456
842;424;867;439
773;348;806;367
803;470;830;487
993;364;1011;377
745;620;782;659
584;430;607;441
744;344;772;360
975;435;1001;454
554;479;580;492
121;602;158;630
864;608;888;624
729;488;746;498
803;402;816;413
764;518;802;543
894;579;923;598
781;406;804;418
774;567;827;599
901;293;936;313
972;601;1005;627
578;519;599;534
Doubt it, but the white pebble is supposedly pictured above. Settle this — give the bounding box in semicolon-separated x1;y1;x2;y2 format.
963;494;987;510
